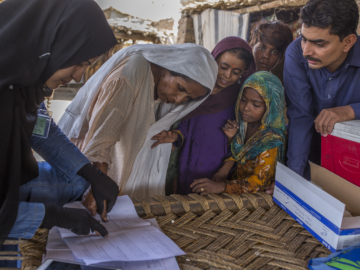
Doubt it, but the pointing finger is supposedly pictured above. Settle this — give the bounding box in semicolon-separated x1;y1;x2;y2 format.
90;218;108;237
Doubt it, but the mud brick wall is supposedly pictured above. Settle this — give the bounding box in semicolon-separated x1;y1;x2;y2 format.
176;16;195;44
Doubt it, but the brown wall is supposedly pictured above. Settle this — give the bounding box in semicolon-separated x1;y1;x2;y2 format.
176;16;196;44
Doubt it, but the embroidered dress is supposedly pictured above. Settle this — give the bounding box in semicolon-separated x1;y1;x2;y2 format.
225;148;278;194
225;71;286;194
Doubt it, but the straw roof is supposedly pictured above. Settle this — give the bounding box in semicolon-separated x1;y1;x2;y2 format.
181;0;307;15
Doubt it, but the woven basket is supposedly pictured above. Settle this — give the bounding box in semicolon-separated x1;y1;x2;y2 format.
3;193;332;270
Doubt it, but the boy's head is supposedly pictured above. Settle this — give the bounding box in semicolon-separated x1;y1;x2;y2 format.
300;0;358;72
250;21;293;72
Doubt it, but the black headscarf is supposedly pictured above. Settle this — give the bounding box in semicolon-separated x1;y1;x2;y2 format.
0;0;117;246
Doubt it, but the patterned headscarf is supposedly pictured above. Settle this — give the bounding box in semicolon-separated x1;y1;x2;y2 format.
231;71;286;164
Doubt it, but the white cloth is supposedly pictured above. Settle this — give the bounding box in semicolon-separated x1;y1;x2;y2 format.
64;54;159;194
58;43;217;197
192;9;249;52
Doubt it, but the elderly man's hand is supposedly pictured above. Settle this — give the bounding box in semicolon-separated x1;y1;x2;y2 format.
314;105;355;136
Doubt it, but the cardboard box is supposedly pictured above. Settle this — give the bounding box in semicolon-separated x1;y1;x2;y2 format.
273;162;360;252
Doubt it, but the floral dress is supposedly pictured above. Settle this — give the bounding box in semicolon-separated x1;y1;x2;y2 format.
224;147;278;194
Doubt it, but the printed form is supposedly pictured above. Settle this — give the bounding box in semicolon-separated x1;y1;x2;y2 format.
43;219;180;270
56;196;185;265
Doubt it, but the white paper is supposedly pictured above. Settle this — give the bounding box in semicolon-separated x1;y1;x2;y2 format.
91;258;180;270
46;225;70;250
57;196;185;265
64;226;184;265
45;221;180;270
45;249;180;270
58;196;151;238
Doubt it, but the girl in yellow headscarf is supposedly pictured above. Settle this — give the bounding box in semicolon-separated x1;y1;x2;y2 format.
191;71;286;195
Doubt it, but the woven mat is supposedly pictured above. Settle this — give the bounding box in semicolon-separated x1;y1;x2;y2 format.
134;193;332;270
1;228;47;270
6;193;332;270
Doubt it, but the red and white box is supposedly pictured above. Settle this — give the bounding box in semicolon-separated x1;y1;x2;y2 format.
322;120;360;187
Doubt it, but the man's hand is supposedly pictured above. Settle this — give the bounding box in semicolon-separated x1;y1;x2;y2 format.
222;120;239;141
314;105;355;136
42;205;109;237
77;163;119;222
151;130;178;149
190;178;226;195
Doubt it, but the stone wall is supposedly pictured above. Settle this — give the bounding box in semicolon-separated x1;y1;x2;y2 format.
176;16;196;44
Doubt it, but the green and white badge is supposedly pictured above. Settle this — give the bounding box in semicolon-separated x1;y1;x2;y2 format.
32;109;51;138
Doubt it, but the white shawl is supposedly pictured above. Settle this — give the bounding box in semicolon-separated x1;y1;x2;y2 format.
58;43;217;197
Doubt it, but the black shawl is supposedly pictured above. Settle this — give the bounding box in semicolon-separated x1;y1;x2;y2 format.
0;0;117;246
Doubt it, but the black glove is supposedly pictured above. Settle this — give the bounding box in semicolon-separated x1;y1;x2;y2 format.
42;204;108;237
77;163;119;216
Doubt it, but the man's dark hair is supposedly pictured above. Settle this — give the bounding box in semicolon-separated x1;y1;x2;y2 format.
300;0;359;41
250;21;294;55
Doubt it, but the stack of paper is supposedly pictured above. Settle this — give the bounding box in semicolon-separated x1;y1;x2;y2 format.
42;196;184;270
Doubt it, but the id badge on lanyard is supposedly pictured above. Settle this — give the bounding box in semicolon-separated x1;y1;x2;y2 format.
32;109;52;139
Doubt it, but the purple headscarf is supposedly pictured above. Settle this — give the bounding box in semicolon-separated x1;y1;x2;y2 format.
182;36;256;121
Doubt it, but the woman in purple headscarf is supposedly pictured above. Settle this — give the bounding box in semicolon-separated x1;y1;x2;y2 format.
152;37;256;195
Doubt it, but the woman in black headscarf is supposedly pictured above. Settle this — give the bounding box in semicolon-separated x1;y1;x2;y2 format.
0;0;119;247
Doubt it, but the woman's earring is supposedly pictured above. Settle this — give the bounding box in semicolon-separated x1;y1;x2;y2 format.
237;76;242;84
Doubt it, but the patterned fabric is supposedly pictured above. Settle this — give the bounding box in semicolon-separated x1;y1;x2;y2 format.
231;71;286;165
225;148;278;194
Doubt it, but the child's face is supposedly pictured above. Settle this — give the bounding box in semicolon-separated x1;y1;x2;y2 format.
215;51;247;90
239;87;266;123
253;42;282;72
